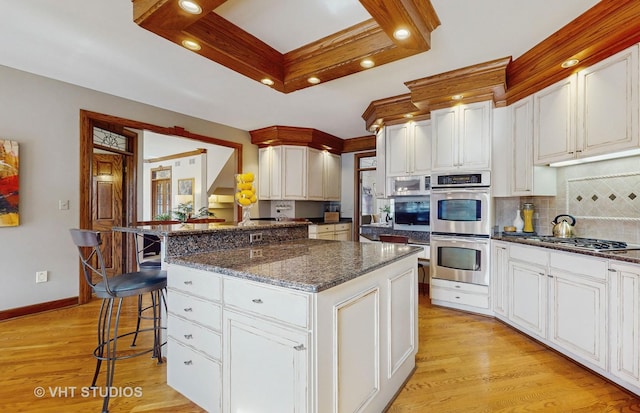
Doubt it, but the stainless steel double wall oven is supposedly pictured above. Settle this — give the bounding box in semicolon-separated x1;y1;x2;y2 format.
430;171;492;286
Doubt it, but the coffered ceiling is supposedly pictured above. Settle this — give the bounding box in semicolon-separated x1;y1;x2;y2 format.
0;0;602;138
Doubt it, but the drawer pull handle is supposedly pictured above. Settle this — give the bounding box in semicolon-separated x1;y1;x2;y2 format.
294;344;306;351
547;274;553;278
183;307;193;312
455;296;461;299
183;360;193;366
184;281;193;285
252;298;263;304
608;269;616;272
539;272;545;276
184;334;193;340
454;285;461;289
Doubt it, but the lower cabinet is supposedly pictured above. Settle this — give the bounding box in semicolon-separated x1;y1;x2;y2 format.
430;278;490;314
610;262;640;387
167;253;418;412
508;259;547;338
308;223;352;240
490;241;509;317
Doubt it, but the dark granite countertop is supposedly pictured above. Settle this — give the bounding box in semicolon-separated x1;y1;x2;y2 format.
493;234;640;265
166;238;422;293
359;232;429;246
113;220;310;237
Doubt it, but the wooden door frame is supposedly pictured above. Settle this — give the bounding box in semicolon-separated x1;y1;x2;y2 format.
353;151;376;241
79;110;243;304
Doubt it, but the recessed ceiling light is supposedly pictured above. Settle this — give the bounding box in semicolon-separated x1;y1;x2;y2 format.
178;0;202;14
393;29;410;40
307;77;321;85
181;40;201;51
404;114;414;118
360;59;375;69
451;94;464;100
561;58;580;68
261;78;274;86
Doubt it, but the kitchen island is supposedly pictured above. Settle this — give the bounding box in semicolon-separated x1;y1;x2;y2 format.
165;238;421;413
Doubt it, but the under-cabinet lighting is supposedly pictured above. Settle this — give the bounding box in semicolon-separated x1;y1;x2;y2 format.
181;40;201;51
261;78;274;86
307;77;321;85
404;114;414;118
360;59;375;69
549;148;640;167
393;29;410;40
178;0;202;14
561;58;580;68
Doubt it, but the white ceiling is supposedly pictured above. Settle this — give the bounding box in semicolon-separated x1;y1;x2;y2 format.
0;0;599;139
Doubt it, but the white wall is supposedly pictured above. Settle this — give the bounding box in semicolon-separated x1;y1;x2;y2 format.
0;64;256;311
341;153;355;218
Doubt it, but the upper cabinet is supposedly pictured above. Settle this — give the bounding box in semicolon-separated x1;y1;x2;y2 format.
386;120;432;177
259;146;282;200
534;44;639;165
374;128;387;198
431;101;492;172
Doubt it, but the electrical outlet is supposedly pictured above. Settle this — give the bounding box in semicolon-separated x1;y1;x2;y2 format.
58;200;69;210
36;270;48;283
250;249;263;258
250;233;263;243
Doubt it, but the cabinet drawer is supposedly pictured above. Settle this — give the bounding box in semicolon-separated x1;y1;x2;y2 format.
168;289;222;331
334;223;351;232
168;264;222;302
309;224;334;234
430;287;490;309
167;338;221;413
431;278;489;294
510;244;549;265
549;251;607;280
223;277;310;328
168;314;221;361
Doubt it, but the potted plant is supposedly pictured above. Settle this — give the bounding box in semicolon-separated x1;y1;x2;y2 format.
379;205;392;223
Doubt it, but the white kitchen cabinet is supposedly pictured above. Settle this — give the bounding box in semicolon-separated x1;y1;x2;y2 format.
610;261;640;388
508;245;548;339
431;101;492;171
430;278;491;315
386;120;432;177
307;147;324;200
282;145;307;199
258;146;282;200
547;251;608;370
374;128;387;198
534;44;639;164
223;310;309;413
491;241;509;318
324;152;341;201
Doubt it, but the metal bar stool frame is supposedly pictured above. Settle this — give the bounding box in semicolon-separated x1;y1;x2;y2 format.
70;229;167;413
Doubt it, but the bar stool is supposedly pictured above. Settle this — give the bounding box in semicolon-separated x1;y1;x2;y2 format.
69;229;167;413
379;234;430;295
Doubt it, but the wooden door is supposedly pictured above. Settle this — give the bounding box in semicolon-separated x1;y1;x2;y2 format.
92;153;124;281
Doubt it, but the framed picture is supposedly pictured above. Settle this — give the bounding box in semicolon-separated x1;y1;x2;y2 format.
0;140;19;227
177;178;194;205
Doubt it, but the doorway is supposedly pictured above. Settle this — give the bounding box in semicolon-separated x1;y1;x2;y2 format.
353;151;391;240
79;110;243;304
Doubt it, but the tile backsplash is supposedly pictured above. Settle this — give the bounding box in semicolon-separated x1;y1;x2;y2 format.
495;155;640;243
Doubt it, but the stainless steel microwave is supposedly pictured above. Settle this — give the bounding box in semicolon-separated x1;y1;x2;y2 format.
389;175;430;197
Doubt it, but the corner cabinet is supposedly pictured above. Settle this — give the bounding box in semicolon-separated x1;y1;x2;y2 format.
259;145;341;201
386;120;432;177
431;101;492;171
534;44;639;164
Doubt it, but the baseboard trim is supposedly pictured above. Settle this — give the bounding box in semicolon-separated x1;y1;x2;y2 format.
0;297;79;321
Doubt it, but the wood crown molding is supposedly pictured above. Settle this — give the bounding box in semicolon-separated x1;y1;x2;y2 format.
342;135;376;153
249;126;344;155
131;0;440;94
362;0;640;129
362;93;430;132
144;148;207;163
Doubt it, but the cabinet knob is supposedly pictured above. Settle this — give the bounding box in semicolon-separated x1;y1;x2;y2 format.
183;280;193;285
608;268;616;272
252;298;263;304
547;274;554;278
183;360;193;365
184;334;193;340
294;344;306;351
455;296;461;299
183;307;193;312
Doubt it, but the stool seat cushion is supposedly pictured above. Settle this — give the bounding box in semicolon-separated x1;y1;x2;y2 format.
93;271;167;299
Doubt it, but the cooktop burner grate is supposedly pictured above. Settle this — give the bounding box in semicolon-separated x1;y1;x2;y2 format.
535;236;628;250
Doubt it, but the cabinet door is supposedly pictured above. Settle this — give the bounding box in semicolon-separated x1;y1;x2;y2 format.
386;123;410;176
282;146;307;199
578;44;639;156
459;101;491;170
324;152;341;201
258;147;271;200
511;97;534;194
610;262;640;387
508;260;546;338
491;241;509;317
307;147;324;200
548;270;607;369
431;107;458;171
223;311;308;413
410;120;432;175
375;128;387;198
533;75;577;164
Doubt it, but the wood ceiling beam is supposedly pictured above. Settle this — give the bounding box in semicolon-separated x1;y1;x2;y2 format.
361;93;428;132
250;126;344;154
359;0;440;50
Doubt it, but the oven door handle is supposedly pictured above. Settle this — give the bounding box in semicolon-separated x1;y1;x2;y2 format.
432;187;489;193
431;236;489;245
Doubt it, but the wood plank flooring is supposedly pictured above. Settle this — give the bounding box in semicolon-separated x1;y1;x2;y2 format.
1;294;639;412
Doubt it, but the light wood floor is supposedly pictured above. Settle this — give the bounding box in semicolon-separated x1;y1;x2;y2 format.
1;294;639;412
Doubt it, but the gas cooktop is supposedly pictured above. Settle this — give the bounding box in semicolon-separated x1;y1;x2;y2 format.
515;236;640;252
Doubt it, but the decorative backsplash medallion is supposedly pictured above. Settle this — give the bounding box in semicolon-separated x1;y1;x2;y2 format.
566;172;640;221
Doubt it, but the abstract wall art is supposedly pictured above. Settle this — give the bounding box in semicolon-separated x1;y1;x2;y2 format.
0;140;19;227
